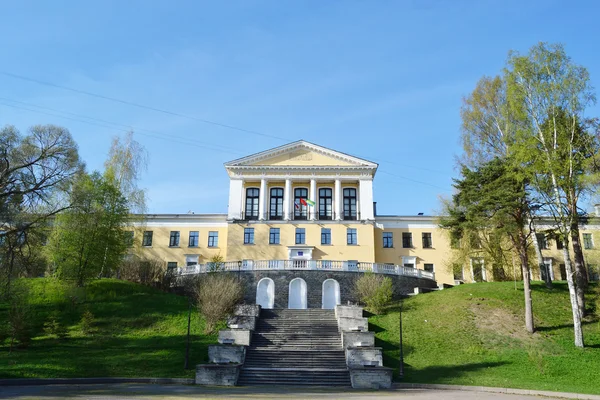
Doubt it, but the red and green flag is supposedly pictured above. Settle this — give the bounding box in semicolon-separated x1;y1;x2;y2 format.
301;198;316;207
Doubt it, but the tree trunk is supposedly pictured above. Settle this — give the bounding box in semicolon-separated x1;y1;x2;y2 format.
570;221;587;317
517;232;534;333
562;239;585;347
531;225;552;289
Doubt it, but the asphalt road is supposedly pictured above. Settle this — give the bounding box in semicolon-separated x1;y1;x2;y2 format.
0;384;566;400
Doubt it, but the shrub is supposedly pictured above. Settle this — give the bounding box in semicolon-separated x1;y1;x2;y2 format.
43;311;69;339
354;273;393;314
119;258;164;286
206;254;225;272
194;273;244;333
7;284;33;349
80;308;95;335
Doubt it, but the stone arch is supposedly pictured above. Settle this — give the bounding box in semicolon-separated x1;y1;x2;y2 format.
322;278;341;309
256;277;275;309
288;278;307;309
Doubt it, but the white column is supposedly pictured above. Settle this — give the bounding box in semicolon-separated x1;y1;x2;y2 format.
310;179;317;221
227;179;244;220
359;179;374;220
334;179;342;220
284;178;292;220
259;178;267;220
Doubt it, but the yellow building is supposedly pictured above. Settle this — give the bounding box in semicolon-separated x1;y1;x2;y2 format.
131;140;600;287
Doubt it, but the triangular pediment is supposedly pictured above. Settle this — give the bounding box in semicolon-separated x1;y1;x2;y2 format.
224;140;378;168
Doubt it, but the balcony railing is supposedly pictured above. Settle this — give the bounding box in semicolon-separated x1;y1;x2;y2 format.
238;211;364;222
177;260;435;281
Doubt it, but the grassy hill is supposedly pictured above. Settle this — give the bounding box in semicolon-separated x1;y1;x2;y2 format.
0;279;215;379
371;281;600;395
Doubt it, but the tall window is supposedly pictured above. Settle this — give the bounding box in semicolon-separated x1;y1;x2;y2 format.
347;228;357;245
402;232;412;248
294;188;308;220
244;228;254;244
319;188;333;220
296;228;306;244
208;231;218;247
536;233;548;250
321;228;331;245
583;233;594;249
167;262;177;270
245;188;260;220
270;228;280;244
142;231;153;246
169;231;180;247
125;231;134;247
472;258;485;282
424;263;434;273
383;232;393;248
343;188;357;220
422;232;432;248
589;264;599;282
269;188;284;220
188;231;199;247
556;238;564;250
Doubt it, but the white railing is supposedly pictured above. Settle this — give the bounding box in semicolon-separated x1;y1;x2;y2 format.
176;260;435;281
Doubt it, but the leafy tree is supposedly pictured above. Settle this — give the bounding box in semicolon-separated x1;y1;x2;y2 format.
47;172;129;287
441;158;536;332
0;124;80;297
506;43;599;347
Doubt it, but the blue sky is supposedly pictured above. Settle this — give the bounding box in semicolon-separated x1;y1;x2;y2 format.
1;0;599;215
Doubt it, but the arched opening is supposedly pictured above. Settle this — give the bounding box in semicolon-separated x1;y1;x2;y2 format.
288;278;307;309
322;279;340;309
256;278;275;309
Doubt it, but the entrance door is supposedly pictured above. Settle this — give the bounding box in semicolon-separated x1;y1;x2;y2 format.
322;279;340;309
256;278;275;309
288;278;307;309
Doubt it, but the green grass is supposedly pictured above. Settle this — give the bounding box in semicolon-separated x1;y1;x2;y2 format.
0;278;217;378
371;281;600;395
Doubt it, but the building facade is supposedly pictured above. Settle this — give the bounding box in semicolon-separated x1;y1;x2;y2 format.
131;141;600;287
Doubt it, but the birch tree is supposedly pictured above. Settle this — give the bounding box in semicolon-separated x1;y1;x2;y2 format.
506;42;599;347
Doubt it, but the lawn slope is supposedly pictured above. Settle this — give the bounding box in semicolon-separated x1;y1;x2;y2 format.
0;279;216;378
371;281;600;395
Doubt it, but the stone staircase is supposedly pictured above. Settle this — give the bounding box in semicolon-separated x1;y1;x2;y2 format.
238;308;351;386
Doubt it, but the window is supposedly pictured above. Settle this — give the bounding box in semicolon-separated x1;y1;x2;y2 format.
422;232;432;248
295;228;306;245
142;231;153;246
541;258;553;281
347;260;358;270
269;188;284;220
383;232;393;248
188;231;199;247
453;264;464;281
402;232;412;248
319;188;333;220
536;233;548;250
244;228;254;245
125;231;134;247
321;228;331;245
294;188;308;220
167;262;177;270
186;255;199;266
402;256;416;268
208;231;218;247
424;263;434;273
347;228;357;245
169;231;180;247
556;238;564;250
245;188;260;220
559;263;567;280
471;257;486;282
343;188;357;220
270;228;280;245
583;233;594;249
588;264;599;282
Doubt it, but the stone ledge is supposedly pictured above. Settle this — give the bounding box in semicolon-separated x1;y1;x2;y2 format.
346;347;383;368
218;329;252;346
349;367;393;389
208;345;246;364
338;316;369;332
335;305;363;320
227;316;257;330
342;331;375;349
195;363;242;386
